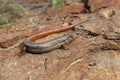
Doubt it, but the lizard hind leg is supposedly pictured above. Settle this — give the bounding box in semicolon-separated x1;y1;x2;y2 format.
60;44;69;50
60;36;73;50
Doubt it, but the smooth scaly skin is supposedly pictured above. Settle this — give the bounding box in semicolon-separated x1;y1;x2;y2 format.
24;20;87;53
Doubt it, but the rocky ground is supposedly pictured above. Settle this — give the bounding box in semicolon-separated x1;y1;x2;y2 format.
1;0;120;80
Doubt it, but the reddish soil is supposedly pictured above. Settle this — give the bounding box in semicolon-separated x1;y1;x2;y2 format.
1;1;120;80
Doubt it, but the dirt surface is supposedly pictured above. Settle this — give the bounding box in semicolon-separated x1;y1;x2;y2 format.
1;1;120;80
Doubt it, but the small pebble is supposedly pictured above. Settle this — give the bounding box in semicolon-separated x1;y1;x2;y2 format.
62;23;69;27
99;9;115;18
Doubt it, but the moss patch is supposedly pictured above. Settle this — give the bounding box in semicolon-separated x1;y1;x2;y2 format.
51;0;65;7
0;3;25;25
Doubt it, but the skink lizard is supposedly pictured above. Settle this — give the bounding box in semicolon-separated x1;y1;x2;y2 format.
24;20;87;53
